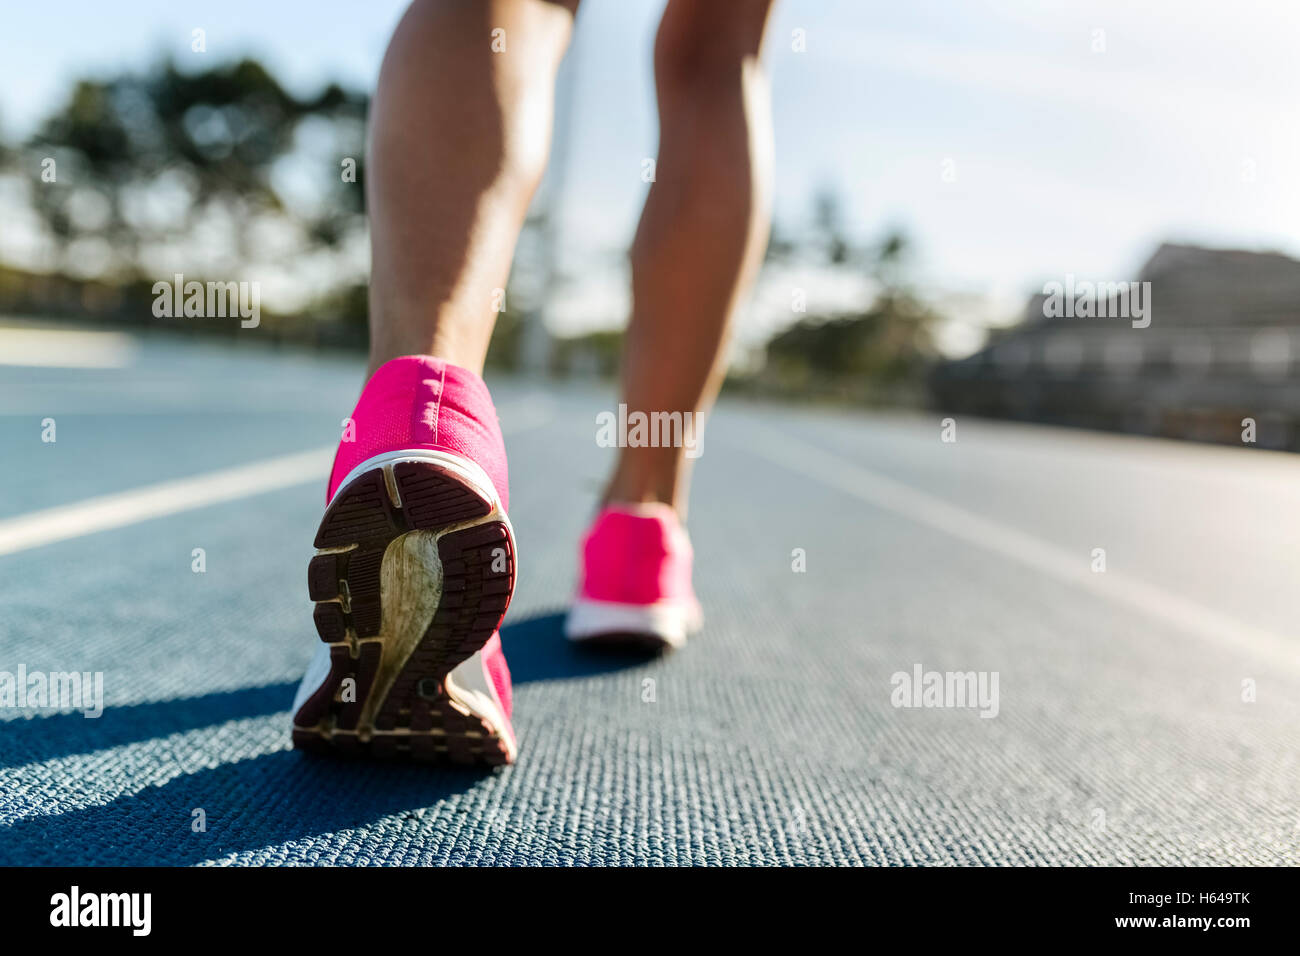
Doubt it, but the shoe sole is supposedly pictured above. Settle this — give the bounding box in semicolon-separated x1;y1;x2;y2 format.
291;450;517;765
565;597;701;651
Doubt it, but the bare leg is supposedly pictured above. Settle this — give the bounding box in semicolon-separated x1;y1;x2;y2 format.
603;0;777;515
366;0;578;378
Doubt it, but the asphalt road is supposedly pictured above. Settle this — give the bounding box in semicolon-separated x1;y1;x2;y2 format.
1;325;1297;865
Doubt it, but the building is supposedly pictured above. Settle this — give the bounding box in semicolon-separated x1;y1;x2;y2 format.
930;243;1300;450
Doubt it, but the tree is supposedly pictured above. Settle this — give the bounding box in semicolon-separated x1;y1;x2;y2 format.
760;194;938;398
25;57;368;281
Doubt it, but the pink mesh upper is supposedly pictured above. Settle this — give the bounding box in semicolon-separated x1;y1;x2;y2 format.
577;504;696;606
481;631;512;719
327;356;509;510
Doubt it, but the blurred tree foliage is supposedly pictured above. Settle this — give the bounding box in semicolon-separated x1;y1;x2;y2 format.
25;57;367;279
758;192;938;401
8;59;940;401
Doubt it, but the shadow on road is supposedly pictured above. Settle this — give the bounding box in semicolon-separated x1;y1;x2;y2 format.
1;612;662;863
0;682;298;770
2;613;651;771
499;611;664;682
0;749;496;865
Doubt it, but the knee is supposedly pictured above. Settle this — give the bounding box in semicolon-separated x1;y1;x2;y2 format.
654;0;773;90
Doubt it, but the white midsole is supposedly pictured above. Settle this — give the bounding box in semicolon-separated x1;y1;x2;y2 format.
331;448;503;512
292;644;333;715
565;597;703;648
446;650;516;757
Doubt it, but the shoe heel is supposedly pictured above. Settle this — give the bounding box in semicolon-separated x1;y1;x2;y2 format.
293;451;516;764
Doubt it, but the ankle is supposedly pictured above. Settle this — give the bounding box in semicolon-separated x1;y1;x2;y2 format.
367;321;490;381
602;482;679;512
602;455;686;514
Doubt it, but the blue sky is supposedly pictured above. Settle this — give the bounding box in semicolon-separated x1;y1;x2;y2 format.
2;0;1297;355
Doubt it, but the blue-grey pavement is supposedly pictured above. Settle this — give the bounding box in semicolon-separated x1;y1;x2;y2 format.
1;332;1297;865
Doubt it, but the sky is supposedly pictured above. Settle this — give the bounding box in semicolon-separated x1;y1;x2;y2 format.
2;0;1298;357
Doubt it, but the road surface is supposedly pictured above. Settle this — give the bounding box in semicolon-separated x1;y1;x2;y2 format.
1;325;1297;865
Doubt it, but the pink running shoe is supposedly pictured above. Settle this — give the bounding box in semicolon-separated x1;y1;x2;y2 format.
565;503;703;650
291;356;517;764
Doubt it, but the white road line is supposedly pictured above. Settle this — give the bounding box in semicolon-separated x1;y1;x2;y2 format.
0;327;137;369
0;406;553;557
0;447;335;557
743;430;1298;672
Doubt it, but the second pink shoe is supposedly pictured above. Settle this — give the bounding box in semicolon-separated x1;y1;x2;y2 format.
291;356;517;764
565;503;703;651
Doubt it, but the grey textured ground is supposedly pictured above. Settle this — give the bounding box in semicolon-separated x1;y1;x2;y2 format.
1;331;1297;865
